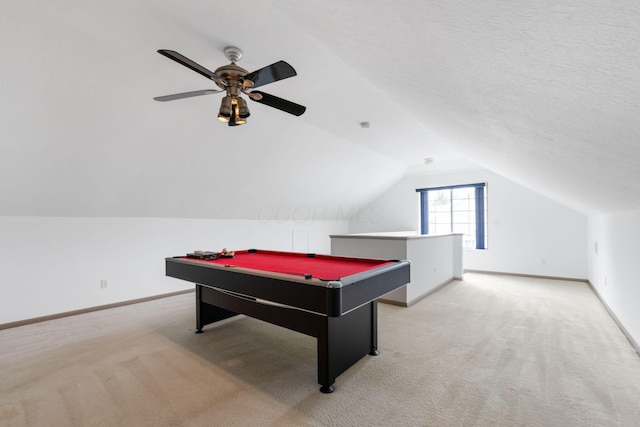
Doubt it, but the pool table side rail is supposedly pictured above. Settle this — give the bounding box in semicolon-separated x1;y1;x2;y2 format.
166;257;331;315
339;261;410;313
165;257;410;317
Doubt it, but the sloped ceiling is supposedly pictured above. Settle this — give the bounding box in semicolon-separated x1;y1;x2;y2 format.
2;1;639;219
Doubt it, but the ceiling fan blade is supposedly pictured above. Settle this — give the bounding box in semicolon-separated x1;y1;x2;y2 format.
249;91;306;116
153;89;224;102
243;61;297;89
157;49;226;84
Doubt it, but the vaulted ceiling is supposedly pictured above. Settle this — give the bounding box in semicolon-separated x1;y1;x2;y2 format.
2;1;639;219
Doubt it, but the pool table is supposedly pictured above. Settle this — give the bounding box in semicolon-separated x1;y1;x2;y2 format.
165;249;410;393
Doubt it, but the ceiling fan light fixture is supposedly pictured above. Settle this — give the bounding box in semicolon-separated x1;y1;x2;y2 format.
217;96;232;122
228;99;247;126
237;97;250;119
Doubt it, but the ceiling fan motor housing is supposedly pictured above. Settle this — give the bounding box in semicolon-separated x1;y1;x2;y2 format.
213;63;249;90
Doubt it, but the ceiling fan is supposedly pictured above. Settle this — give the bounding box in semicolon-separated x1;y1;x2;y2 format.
154;46;306;126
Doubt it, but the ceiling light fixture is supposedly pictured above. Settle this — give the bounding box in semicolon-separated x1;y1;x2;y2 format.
217;96;233;122
218;95;250;126
229;99;246;126
236;97;250;119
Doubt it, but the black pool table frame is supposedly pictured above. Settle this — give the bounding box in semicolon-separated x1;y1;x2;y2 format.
165;254;410;393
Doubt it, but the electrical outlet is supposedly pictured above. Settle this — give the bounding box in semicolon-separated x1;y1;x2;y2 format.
100;280;108;289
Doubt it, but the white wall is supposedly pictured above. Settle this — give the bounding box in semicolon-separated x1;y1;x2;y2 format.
588;210;640;348
0;217;349;324
349;168;588;279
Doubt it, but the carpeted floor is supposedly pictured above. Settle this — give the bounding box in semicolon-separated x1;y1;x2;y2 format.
1;273;639;426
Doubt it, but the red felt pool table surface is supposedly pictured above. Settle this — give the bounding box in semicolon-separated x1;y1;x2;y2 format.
188;249;394;281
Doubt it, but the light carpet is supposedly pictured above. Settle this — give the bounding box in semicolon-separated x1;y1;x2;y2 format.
1;273;639;426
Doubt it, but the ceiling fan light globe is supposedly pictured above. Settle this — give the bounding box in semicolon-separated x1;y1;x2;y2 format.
218;96;233;121
233;101;247;125
237;97;251;118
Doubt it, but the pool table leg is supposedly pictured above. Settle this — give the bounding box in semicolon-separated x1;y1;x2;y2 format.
195;285;240;333
317;300;378;393
369;300;379;356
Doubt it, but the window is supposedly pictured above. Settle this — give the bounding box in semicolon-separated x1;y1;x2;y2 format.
416;183;487;249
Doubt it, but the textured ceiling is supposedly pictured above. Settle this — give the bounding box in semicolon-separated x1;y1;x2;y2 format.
2;0;639;219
